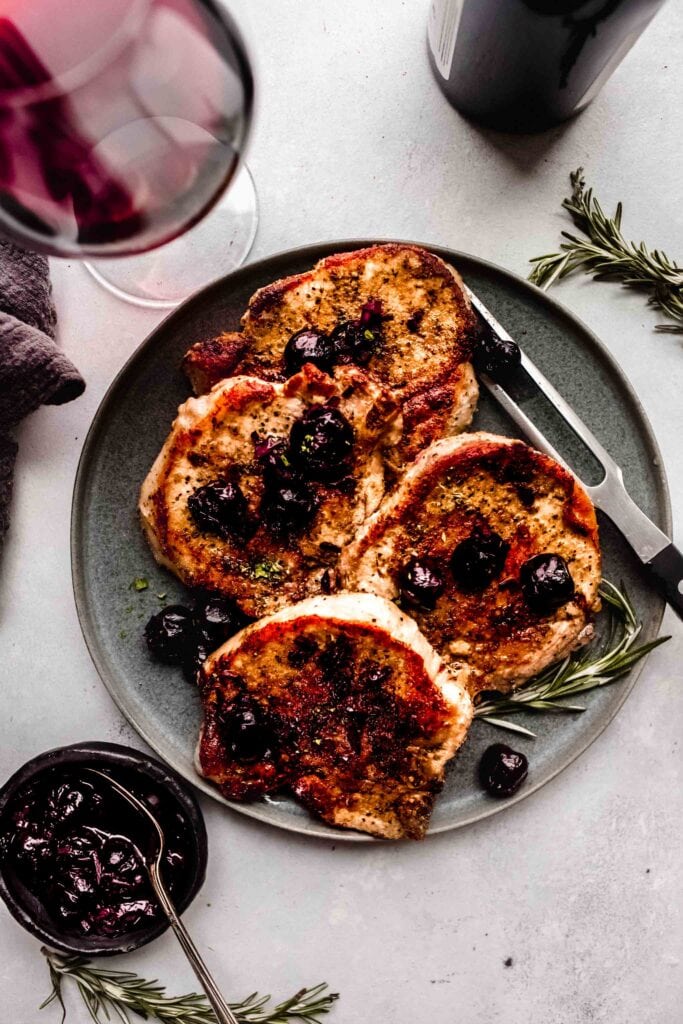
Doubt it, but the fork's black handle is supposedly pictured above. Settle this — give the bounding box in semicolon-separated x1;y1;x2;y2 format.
646;544;683;621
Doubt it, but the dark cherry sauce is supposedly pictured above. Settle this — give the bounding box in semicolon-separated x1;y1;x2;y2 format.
0;769;191;939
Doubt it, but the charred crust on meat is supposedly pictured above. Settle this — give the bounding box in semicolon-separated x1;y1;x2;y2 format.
183;332;249;394
287;635;319;667
247;270;315;318
406;310;424;333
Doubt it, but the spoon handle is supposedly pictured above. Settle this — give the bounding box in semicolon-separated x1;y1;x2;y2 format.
149;864;240;1024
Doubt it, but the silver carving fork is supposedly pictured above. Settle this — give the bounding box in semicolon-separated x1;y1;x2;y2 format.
464;285;683;621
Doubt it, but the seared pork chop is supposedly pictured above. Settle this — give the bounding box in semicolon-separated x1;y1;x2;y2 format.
182;331;248;395
182;244;479;463
140;364;400;618
341;432;601;694
195;593;473;839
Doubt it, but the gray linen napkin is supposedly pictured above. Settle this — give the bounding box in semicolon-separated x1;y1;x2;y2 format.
0;239;85;543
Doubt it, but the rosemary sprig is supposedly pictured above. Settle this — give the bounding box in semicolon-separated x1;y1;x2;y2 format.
474;580;669;738
529;168;683;333
40;948;339;1024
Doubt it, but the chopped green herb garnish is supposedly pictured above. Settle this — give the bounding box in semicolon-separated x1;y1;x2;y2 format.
156;592;167;601
118;630;128;640
132;577;149;592
252;559;285;582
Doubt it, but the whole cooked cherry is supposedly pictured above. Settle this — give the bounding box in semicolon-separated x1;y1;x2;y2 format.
47;781;101;825
92;899;157;935
399;558;445;610
182;639;211;685
283;328;334;376
329;321;360;364
50;834;100;913
221;700;276;763
10;825;53;875
330;320;379;366
50;882;96;922
254;436;296;482
100;836;145;891
329;300;385;365
473;325;521;381
289;407;355;481
55;831;98;867
479;743;528;797
194;594;247;647
451;528;509;591
144;605;195;665
261;479;319;532
187;480;251;541
520;553;575;612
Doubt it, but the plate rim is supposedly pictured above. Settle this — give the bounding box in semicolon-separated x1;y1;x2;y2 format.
71;238;672;842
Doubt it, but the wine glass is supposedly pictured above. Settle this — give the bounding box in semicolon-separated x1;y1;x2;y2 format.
0;0;255;308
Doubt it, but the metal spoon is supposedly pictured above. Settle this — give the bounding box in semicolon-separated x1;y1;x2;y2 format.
84;768;239;1024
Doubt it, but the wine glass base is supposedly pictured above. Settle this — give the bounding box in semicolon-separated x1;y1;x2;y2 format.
84;164;258;309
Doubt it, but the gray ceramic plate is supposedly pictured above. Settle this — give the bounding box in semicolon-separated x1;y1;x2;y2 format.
71;241;670;841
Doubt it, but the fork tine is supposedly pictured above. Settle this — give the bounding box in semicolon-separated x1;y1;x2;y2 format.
480;375;576;476
464;284;683;617
464;284;620;477
518;351;620;477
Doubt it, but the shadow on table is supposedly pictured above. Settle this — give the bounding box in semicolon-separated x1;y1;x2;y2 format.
458;108;581;174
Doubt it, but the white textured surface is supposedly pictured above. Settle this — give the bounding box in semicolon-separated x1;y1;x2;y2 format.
1;1;682;1020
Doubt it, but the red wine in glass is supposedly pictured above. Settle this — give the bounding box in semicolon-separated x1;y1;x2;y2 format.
0;0;255;306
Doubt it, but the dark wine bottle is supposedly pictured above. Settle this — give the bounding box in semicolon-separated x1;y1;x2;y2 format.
427;0;666;132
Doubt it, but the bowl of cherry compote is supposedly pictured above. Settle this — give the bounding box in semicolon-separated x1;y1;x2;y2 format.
0;742;207;955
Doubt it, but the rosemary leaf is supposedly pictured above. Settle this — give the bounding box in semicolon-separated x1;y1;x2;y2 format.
476;716;537;739
529;169;683;333
40;949;339;1024
473;580;669;737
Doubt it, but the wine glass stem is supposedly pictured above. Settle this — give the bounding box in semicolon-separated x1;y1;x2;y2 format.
149;865;240;1024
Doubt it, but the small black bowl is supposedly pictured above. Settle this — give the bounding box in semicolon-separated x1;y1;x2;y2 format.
0;742;208;956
